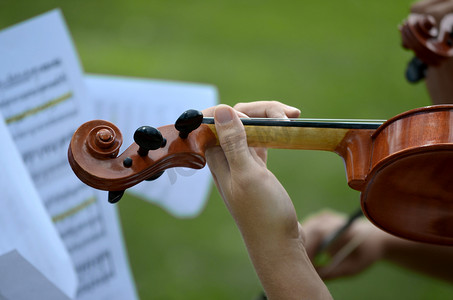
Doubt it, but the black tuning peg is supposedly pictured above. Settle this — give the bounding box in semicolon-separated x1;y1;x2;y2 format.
405;56;427;83
175;109;203;138
108;190;125;204
134;126;166;156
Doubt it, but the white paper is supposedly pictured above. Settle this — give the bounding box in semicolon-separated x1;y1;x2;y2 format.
0;10;137;300
0;250;71;300
85;74;217;217
0;118;76;298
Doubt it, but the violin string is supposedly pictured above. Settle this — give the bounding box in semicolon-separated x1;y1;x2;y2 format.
203;117;386;123
202;117;384;129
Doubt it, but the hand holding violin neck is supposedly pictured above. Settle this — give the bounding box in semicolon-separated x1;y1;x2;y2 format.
68;105;453;245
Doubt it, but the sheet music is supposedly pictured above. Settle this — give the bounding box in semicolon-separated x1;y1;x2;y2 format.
0;251;71;300
0;118;76;298
85;74;217;217
0;10;137;300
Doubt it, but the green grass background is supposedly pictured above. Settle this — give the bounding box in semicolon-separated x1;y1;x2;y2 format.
1;0;452;299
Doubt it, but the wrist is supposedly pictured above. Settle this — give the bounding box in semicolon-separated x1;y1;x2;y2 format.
245;237;332;300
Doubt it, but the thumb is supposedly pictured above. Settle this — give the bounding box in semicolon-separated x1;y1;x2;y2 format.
214;105;253;172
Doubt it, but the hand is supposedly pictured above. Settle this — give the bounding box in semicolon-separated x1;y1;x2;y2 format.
411;0;453;24
203;101;332;299
302;210;388;280
203;101;301;240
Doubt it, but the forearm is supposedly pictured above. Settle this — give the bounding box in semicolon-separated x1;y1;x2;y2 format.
241;229;332;300
382;234;453;283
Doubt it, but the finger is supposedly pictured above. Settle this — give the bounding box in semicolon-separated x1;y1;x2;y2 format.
234;101;301;119
205;148;229;200
204;106;249;117
302;226;327;259
301;210;347;259
234;100;301;118
205;146;230;183
250;147;268;164
235;110;249;118
202;106;216;117
214;105;254;174
318;259;358;280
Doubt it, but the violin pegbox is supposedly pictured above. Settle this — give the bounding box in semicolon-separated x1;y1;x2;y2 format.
401;13;453;66
68;110;215;204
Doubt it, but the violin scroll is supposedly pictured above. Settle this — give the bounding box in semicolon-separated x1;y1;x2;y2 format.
401;14;453;103
84;121;123;159
400;13;453;66
68;111;217;202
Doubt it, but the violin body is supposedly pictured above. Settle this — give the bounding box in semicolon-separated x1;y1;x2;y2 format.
68;105;453;245
361;105;453;245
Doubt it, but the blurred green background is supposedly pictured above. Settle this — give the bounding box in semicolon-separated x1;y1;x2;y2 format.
1;0;452;299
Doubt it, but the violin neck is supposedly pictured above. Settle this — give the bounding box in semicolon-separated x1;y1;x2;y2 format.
244;125;350;151
203;118;381;191
203;118;382;152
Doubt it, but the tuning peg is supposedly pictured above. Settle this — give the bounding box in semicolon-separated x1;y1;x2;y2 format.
405;56;427;83
133;126;166;156
108;190;125;203
175;109;203;138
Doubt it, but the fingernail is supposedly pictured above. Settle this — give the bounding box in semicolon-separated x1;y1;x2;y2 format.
215;106;234;124
286;105;301;113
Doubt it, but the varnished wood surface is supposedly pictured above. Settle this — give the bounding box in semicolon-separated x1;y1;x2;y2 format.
363;105;453;244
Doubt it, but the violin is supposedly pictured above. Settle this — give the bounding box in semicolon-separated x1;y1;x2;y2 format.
68;105;453;245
